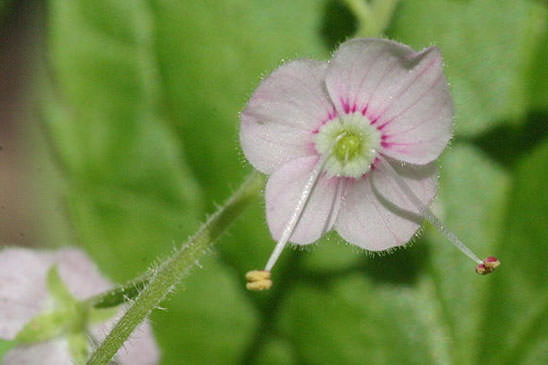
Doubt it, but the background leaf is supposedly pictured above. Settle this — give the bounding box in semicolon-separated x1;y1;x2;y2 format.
478;138;548;365
45;0;203;279
388;0;547;136
150;0;329;204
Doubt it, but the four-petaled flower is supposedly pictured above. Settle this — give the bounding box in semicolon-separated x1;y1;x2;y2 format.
241;38;496;283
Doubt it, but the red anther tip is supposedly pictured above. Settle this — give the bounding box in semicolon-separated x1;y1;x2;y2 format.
476;257;500;275
484;256;500;269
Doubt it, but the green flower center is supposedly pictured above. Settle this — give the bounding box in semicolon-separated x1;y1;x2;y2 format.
314;113;381;178
334;133;363;162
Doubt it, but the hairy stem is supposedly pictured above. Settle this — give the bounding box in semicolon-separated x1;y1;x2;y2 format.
87;172;265;364
343;0;400;37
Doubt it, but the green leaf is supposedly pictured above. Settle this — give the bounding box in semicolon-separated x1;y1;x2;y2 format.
45;0;203;281
477;138;548;365
0;0;10;20
527;20;548;111
151;256;259;364
278;276;438;364
388;0;548;136
423;144;511;364
150;0;328;204
252;337;296;365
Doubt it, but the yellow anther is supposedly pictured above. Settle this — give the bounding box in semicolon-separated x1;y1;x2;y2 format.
245;270;272;291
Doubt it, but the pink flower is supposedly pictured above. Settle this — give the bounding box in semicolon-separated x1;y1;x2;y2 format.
0;247;159;364
240;38;497;284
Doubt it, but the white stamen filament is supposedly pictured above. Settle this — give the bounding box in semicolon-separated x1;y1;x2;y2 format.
321;178;343;234
264;135;345;271
378;156;483;264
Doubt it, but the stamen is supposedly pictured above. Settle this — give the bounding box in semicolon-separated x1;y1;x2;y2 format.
321;177;344;234
264;138;340;272
475;256;500;275
246;270;272;290
246;135;345;291
377;156;499;274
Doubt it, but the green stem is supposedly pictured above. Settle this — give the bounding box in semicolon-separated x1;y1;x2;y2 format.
86;171;265;364
343;0;400;37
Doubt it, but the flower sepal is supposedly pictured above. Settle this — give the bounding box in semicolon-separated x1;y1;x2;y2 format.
12;265;120;363
14;266;84;345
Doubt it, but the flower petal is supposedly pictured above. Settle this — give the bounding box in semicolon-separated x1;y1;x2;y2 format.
115;321;159;365
265;156;344;244
326;38;452;164
240;59;335;174
335;159;437;251
0;248;53;340
4;321;159;365
54;248;111;300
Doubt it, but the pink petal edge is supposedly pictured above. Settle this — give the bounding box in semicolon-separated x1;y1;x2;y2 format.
0;248;54;340
240;59;335;174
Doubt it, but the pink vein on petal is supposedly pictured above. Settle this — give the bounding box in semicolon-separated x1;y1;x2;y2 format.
374;71;444;131
349;45;391;111
371;53;440;127
383;94;450;140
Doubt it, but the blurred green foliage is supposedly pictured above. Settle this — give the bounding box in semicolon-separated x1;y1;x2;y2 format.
0;340;15;360
33;0;548;363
